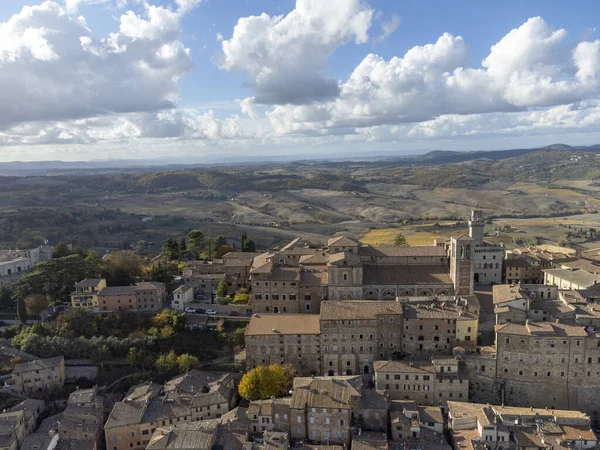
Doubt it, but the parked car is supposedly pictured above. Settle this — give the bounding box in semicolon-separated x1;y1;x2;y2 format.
196;308;206;314
184;308;196;314
228;311;240;316
201;361;214;368
206;309;217;315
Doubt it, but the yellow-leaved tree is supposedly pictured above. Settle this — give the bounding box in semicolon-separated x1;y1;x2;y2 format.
238;364;296;401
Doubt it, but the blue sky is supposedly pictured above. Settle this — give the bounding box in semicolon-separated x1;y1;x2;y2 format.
1;0;600;161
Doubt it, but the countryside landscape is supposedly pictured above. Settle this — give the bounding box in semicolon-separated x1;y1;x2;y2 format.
4;144;600;253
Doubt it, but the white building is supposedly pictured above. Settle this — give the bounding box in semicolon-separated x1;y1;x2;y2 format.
0;248;41;286
171;285;194;311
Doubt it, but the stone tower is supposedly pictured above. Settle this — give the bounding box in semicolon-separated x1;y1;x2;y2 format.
450;234;474;295
468;209;484;245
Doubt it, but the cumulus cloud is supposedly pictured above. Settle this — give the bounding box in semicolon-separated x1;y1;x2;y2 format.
265;17;600;136
375;14;400;42
0;0;197;129
218;0;373;105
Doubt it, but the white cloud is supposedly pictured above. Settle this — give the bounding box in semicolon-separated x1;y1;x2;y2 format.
265;17;600;136
218;0;373;104
0;0;198;130
375;13;400;42
240;97;260;119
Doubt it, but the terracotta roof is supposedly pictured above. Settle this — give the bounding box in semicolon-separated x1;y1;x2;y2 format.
76;278;104;288
320;300;403;320
403;303;477;320
246;314;320;336
300;270;327;286
560;259;600;274
290;377;360;410
327;251;361;266
373;360;434;374
299;253;329;265
13;356;63;375
543;269;600;287
493;284;528;305
359;245;447;258
270;267;300;281
559;425;597;441
363;264;452;285
99;286;137;296
418;406;444;424
223;252;261;260
495;321;588;337
327;236;359;247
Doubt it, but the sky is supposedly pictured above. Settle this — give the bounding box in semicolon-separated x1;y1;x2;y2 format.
1;0;600;162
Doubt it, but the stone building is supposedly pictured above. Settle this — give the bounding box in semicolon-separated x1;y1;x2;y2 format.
104;371;237;450
468;209;504;285
449;235;474;296
373;357;469;409
91;281;166;313
320;301;403;376
244;314;321;375
172;284;194;311
402;301;478;357
544;268;600;290
288;376;387;446
389;401;446;445
12;356;65;395
448;401;597;450
0;248;41;286
247;398;291;435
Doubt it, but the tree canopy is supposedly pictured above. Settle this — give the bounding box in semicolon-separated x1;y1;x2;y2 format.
393;232;408;246
238;364;296;401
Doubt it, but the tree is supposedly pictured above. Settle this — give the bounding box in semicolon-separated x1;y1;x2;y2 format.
162;238;180;260
24;295;49;317
241;233;256;252
216;279;228;298
0;286;14;311
187;230;205;254
10;356;22;367
52;242;70;259
215;236;227;249
232;293;249;304
16;298;27;324
179;237;187;253
126;347;140;368
393;232;408;246
177;353;199;372
156;350;179;373
103;250;142;286
238;364;296;401
215;245;236;259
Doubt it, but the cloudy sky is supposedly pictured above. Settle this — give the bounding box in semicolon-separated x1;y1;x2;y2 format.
1;0;600;162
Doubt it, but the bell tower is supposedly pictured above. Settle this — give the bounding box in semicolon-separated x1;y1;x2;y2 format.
468;208;484;245
450;234;474;295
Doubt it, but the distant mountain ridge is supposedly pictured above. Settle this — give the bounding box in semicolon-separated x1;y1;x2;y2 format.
1;143;600;176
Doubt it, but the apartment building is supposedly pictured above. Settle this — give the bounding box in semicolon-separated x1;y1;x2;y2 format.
72;278;165;313
12;356;65;395
320;301;403;376
373;357;469;409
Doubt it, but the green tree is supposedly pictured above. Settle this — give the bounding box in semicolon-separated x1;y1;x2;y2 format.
156;350;179;373
0;286;14;311
126;347;140;368
187;230;205;254
177;353;199;372
52;242;70;258
238;364;296;401
16;298;27;324
24;295;49;316
215;236;227;249
216;279;228;298
393;232;408;246
102;250;142;286
241;233;256;252
162;239;180;260
135;240;150;256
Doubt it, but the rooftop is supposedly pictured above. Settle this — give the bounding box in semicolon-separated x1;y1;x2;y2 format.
320;300;403;320
359;245;447;258
76;278;104;288
99;285;137;296
246;314;320;336
495;321;588;337
363;264;452;285
13;356;64;375
544;268;600;287
327;236;359;248
373;360;435;374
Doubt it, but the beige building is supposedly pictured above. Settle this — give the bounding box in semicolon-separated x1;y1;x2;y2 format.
544;268;600;290
389;400;447;445
469;210;504;285
374;357;469;409
104;371;236;450
448;401;597;450
320;301;403;376
0;248;41;287
12;356;65;395
172;284;194;311
247;398;291;435
245;314;321;375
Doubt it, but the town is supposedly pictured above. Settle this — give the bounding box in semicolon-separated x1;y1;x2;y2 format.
0;209;599;449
